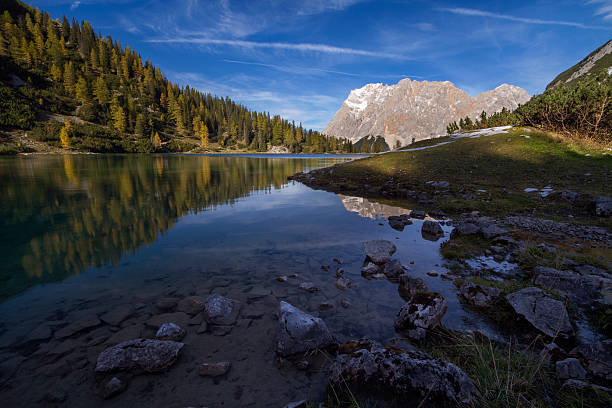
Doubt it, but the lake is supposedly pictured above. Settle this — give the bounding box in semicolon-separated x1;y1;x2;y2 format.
0;154;488;407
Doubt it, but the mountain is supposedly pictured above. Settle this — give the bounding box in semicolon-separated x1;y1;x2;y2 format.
547;39;612;89
0;0;353;154
322;79;530;147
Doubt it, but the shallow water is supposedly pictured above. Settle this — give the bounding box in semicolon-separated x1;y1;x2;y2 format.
0;154;489;407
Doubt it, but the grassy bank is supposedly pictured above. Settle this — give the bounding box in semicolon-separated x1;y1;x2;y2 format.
300;127;611;225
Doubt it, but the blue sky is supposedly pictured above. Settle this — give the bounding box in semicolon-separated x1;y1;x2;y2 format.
29;0;612;130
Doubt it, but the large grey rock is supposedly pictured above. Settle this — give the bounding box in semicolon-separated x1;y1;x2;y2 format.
451;222;480;238
395;292;447;331
592;196;612;217
363;240;396;264
422;220;444;236
328;339;480;405
95;339;184;373
533;266;600;304
556;358;587;380
388;215;412;231
506;288;574;338
398;275;428;301
204;294;239;325
458;282;502;307
570;340;612;381
277;301;335;357
480;224;507;239
323;78;529;147
383;259;404;279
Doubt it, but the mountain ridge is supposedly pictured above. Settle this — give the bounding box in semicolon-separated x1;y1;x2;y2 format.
323;78;530;147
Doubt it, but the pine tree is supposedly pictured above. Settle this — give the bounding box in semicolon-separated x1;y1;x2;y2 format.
63;61;75;95
111;97;126;133
93;75;109;105
75;76;89;103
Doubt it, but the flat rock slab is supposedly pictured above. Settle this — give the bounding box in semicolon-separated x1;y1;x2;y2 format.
277;301;335;357
55;315;101;339
506;287;574;338
363;240;397;265
177;296;206;315
329;339;479;405
533;267;600;305
100;305;134;327
95;339;184;373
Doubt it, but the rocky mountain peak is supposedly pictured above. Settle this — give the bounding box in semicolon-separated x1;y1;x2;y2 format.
323;79;530;147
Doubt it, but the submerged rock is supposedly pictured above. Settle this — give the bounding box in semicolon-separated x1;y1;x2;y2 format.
155;323;185;341
55;315;101;339
506;287;574;339
298;282;318;293
328;339;479;405
388;215;412;231
361;262;384;279
334;277;350;291
95;339;184;373
457;282;502;307
277;301;335;357
198;361;231;377
394;292;447;331
363;240;397;264
177;296;206;315
204;294;239;325
383;259;404;279
103;377;126;399
410;210;426;219
422;220;444;236
398;275;428;301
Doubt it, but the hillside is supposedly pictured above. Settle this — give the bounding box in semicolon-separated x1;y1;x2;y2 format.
0;0;354;154
547;39;612;89
322;79;530;147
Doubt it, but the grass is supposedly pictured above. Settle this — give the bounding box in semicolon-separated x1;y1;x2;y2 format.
399;136;452;149
305;127;612;223
518;245;610;272
440;235;492;260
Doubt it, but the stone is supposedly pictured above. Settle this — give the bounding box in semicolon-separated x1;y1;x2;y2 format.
363;240;397;264
335;269;345;278
556;358;587;380
361;262;384;279
318;302;334;311
429;181;449;189
480;224;507;239
284;401;307;408
100;305;134;326
426;271;439;277
55;315;101;339
394;292;447;331
188;314;204;326
451;222;480;238
383;259;404;279
177;296;206;315
457;282;502;307
570;340;612;381
334;277;350;291
146;312;191;329
562;379;612;393
410;210;426;219
277;301;336;357
422;220;443;236
298;282;318;293
506;287;574;339
204;294;239;325
398;275;428;301
592;196;612;217
103;377;126;399
155;297;178;311
95;339;184;373
106;325;143;345
155;323;185;341
340;299;351;308
388;215;412;231
533;266;600;304
275;276;288;282
406;327;427;341
198;361;231;377
537;242;557;254
197;321;208;334
211;325;232;336
328;339;479;405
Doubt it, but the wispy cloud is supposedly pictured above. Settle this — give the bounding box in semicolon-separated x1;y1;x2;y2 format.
70;1;81;10
295;0;367;15
589;0;612;20
148;37;399;58
440;7;607;29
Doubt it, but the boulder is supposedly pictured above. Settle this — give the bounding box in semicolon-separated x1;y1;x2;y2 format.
328;339;479;405
457;282;502;307
533;267;600;305
277;301;335;357
361;262;384;279
155;323;185;341
480;224;507;239
570;340;612;381
451;222;480;238
592;196;612;217
383;259;404;279
204;294;239;325
410;210;426;219
388;215;413;231
506;287;574;338
398;275;428;301
394;292;447;331
422;220;443;236
95;339;184;373
363;240;397;264
198;361;231;377
556;358;587;380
